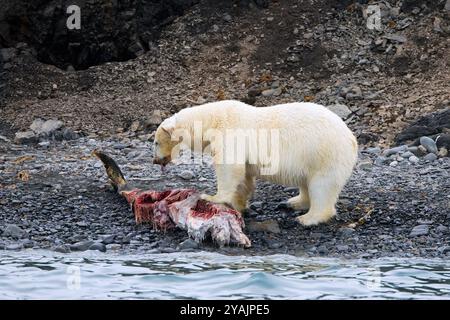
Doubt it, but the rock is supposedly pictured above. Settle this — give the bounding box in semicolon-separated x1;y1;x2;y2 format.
113;143;127;150
178;238;199;250
395;109;450;144
2;224;27;239
339;227;355;236
383;34;407;43
438;147;448;158
417;145;428;156
340;85;362;100
438;246;450;254
436;225;448;233
326;103;352;119
22;239;34;248
144;110;163;127
106;244;121;251
317;245;328;255
0;135;10;143
88;242;107;252
357;160;373;171
436;134;450;150
14;131;38;144
336;245;349;251
247;219;281;234
419;136;438;154
409;225;429;237
223;13;232;22
423;153;437;162
53;245;71;253
400;151;414;158
6;243;23;251
365;147;381;155
408;155;419;163
382;145;408;157
389;160;398;167
30;119;63;135
129;121;141;132
62;128;79;140
179;170;195;180
446;0;450;11
101;235;116;245
374;156;388;166
69;240;94;252
0;48;16;61
261;88;282;96
249;201;263;210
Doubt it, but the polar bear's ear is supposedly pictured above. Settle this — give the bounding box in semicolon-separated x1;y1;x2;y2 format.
160;116;176;135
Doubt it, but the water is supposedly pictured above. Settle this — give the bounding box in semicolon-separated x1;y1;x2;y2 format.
1;251;450;299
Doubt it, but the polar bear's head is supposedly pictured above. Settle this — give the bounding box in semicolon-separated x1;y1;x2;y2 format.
153;116;177;167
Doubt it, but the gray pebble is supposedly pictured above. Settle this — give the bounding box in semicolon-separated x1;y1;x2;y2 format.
409;225;429;237
408;155;419;163
339;227;355;236
53;245;71;253
179;170;195;180
70;240;94;251
401;151;414;158
2;224;27;239
6;243;23;251
365;147;381;155
249;201;263;210
88;242;107;252
336;245;349;251
374;156;388;166
383;145;407;157
423;153;437;162
420;136;438;154
178;238;199;250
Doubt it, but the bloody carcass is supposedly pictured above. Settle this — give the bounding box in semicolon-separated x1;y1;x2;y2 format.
92;150;251;247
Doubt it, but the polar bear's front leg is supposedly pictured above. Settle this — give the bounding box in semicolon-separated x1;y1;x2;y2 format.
201;164;249;212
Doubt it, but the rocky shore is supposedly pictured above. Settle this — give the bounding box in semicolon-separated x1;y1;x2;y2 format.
0;1;449;259
0;133;449;259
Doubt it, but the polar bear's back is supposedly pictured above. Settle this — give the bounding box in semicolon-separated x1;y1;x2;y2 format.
234;101;358;184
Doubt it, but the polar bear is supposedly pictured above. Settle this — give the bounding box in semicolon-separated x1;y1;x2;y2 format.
153;100;357;226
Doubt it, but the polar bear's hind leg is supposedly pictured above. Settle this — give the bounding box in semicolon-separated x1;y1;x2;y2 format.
287;183;310;210
296;174;340;226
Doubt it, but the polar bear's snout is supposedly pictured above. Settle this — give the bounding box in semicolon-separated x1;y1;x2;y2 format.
153;155;171;166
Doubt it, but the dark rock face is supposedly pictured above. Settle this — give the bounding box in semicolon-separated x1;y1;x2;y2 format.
0;0;198;70
395;109;450;145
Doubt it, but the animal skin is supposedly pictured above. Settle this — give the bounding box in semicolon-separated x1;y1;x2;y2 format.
93;150;251;247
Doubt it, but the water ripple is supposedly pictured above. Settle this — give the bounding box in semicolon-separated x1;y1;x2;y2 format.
1;251;450;299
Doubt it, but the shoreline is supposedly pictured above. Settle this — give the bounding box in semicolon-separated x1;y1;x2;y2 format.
1;136;449;259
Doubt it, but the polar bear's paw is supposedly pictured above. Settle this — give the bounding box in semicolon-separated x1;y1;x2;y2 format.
296;212;332;227
200;193;216;202
287;195;310;210
200;194;231;208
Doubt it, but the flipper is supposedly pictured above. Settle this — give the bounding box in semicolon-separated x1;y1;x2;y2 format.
92;149;128;192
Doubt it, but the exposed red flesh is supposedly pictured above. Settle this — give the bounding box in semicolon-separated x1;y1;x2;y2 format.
121;188;251;247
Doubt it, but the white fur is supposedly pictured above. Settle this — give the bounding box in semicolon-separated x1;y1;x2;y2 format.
156;100;358;226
